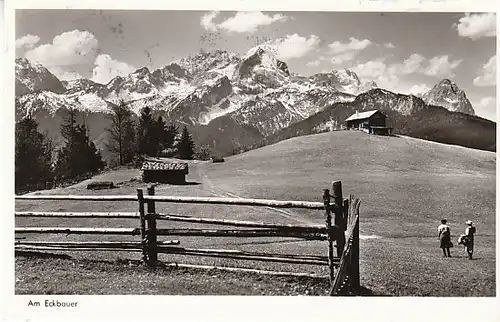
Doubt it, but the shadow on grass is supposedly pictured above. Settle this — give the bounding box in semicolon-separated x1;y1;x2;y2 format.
149;181;201;186
15;250;72;260
173;181;201;186
356;285;385;296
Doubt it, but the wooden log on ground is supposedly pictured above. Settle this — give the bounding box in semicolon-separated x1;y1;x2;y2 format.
163;263;329;279
15;227;141;235
87;181;115;190
154;213;326;231
155;228;327;240
15;211;139;218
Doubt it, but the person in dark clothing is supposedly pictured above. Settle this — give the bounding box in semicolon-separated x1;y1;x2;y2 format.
437;219;452;257
464;220;476;259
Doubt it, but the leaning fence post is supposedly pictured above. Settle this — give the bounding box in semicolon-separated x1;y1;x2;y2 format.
137;189;148;264
332;181;346;257
323;189;335;285
351;200;361;290
147;185;158;268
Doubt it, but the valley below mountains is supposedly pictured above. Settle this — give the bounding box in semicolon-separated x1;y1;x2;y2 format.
15;46;496;158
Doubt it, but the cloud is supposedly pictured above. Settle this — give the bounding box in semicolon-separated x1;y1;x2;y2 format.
352;53;462;92
473;55;496;87
306;60;321;67
216;12;287;33
200;11;219;32
330;52;357;65
389;54;426;75
352;60;387;78
25;29;99;68
49;67;84;81
15;34;40;54
384;42;395;49
422;55;462;77
456;13;496;40
408;84;431;95
266;34;320;60
327;37;372;65
328;37;372;54
91;54;136;84
478;96;495;108
475;96;496;121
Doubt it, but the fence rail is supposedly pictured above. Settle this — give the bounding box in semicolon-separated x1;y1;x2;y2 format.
15;180;360;295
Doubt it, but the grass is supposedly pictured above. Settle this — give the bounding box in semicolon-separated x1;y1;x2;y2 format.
16;254;333;296
15;131;496;296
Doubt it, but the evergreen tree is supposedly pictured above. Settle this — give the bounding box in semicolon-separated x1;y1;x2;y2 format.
177;126;196;160
155;116;167;155
15;117;54;190
106;101;136;165
165;123;179;150
55;109;105;179
136;106;157;156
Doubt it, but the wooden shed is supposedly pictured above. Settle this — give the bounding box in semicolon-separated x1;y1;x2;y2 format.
141;161;188;184
345;110;392;135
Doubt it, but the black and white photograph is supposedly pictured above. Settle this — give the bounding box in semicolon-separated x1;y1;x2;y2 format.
2;0;498;320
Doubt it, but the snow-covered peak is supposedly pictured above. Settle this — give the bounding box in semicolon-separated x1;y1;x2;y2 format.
242;45;280;71
15;58;66;96
332;69;361;86
422;79;475;115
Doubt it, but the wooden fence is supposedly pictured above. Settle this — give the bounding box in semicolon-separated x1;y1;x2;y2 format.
15;181;360;295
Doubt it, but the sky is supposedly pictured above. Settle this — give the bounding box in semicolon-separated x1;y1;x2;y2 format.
15;10;496;120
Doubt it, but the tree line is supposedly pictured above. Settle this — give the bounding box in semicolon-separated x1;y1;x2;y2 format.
107;103;197;165
15;102;200;192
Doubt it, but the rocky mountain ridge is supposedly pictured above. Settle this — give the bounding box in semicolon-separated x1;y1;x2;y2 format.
15;46;482;156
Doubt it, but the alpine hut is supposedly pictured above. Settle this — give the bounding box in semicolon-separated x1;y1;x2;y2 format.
141;160;189;184
345;110;392;135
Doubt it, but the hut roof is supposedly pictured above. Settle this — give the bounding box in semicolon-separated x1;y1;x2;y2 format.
345;110;382;122
141;161;188;171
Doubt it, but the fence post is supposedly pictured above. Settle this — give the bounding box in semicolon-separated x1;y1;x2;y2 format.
323;189;335;285
343;198;350;228
137;189;148;264
350;200;361;290
332;181;345;257
147;185;158;268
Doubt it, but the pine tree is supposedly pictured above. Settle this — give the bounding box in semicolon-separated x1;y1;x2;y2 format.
106;101;136;165
55;109;105;179
15;117;54;191
136;106;157;156
177;126;196;160
155;116;167;155
165;123;179;150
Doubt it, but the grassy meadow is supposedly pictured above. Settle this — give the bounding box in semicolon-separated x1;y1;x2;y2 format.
15;131;496;296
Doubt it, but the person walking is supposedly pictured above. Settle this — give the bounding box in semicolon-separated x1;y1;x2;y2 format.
464;220;476;259
437;219;452;257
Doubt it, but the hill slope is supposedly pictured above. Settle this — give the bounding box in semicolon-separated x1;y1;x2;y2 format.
265;89;495;153
203;131;495;231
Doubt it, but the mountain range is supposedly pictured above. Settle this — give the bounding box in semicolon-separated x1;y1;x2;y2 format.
14;45;495;158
